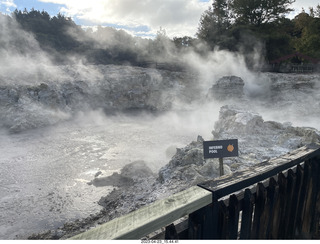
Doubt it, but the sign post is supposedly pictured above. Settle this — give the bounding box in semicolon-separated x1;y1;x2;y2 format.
203;139;238;176
219;158;224;176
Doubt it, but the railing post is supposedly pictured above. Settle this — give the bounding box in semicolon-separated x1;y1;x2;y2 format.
240;189;254;239
266;177;279;239
188;203;214;239
219;158;224;176
202;204;214;239
303;157;320;237
292;164;305;237
283;169;297;238
227;194;240;239
217;200;228;239
277;172;289;239
211;193;220;239
297;160;311;238
313;157;320;238
251;183;267;238
310;157;320;236
165;224;178;239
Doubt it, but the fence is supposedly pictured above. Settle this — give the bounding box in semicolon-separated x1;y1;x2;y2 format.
136;61;188;72
270;63;318;73
69;143;320;240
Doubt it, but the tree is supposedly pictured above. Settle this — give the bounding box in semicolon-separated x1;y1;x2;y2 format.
230;0;295;26
309;4;320;18
197;0;231;49
173;36;195;49
292;12;320;58
151;27;176;61
316;5;320;17
259;18;295;61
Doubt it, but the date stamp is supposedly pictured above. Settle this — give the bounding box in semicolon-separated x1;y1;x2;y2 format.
140;240;179;244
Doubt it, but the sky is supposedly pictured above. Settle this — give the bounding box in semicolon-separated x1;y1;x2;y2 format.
0;0;319;38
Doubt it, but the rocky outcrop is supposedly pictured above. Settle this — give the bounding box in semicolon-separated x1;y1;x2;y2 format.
158;105;320;184
0;65;199;132
0;85;71;133
207;75;245;100
212;105;320;170
88;160;155;187
158;136;231;186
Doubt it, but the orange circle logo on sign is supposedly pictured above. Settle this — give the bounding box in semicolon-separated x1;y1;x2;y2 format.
227;144;234;152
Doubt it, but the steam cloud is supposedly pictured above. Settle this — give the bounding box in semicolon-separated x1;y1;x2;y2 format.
1;8;320;240
1;12;320;134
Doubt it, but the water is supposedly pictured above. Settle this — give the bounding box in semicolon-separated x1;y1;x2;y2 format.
0;108;217;239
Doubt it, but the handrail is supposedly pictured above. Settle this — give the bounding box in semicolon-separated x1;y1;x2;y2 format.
69;143;320;240
69;185;212;240
199;143;320;199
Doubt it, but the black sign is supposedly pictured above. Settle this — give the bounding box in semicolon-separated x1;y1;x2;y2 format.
203;139;238;159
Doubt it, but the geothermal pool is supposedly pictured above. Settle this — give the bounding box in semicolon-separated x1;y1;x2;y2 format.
0;108;218;239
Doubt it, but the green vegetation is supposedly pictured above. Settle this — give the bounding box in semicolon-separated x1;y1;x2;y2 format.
1;1;320;69
197;0;320;66
8;8;158;65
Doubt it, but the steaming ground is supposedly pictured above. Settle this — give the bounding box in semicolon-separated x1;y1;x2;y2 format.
0;64;320;239
1;14;320;239
0;106;220;239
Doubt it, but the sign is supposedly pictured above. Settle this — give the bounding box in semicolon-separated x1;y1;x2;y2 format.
203;139;238;159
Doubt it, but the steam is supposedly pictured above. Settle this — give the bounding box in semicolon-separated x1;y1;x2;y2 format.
1;11;319;135
0;14;61;85
2;9;320;240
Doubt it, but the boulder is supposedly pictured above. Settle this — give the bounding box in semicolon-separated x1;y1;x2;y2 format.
159;105;320;184
208;75;245;100
88;160;155;187
212;105;320;170
158;135;231;186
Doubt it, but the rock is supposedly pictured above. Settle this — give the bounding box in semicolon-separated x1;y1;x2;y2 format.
165;145;178;159
199;159;231;178
88;173;134;187
0;64;199;133
158;137;231;186
212;105;320;169
88;160;155;187
208;76;244;100
197;135;204;143
213;105;264;136
120;160;155;180
159;105;320;185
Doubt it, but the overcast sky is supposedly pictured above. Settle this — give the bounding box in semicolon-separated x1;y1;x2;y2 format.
0;0;319;38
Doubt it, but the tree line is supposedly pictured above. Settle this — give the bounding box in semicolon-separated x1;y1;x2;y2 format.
196;0;320;67
2;1;320;69
9;8;151;65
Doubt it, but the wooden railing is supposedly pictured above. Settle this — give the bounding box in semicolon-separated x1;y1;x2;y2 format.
194;143;320;239
69;143;320;240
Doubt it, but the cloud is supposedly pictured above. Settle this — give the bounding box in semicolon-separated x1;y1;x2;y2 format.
0;0;16;12
287;0;319;18
0;0;16;7
37;0;319;38
38;0;211;38
293;0;319;11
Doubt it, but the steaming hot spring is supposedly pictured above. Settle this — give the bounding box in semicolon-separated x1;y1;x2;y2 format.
1;64;320;239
